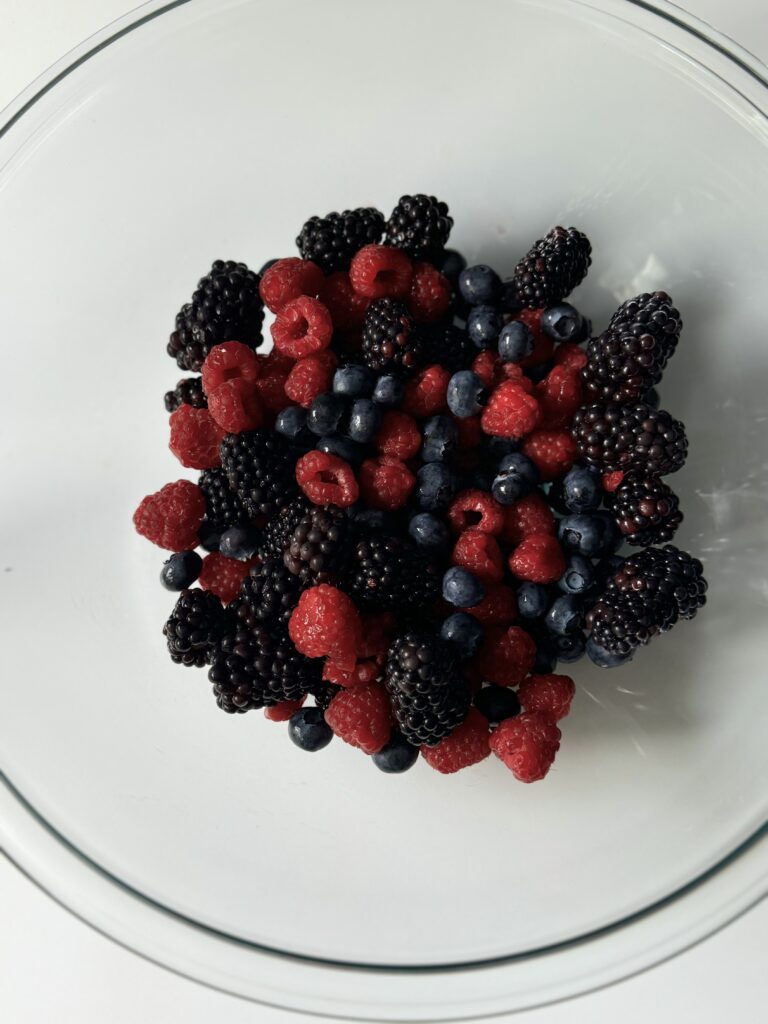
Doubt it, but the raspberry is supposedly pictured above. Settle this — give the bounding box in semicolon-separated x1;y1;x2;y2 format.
472;349;497;389
323;657;381;688
198;550;255;603
499;360;536;393
207;380;265;433
448;490;505;535
253;349;294;414
374;410;422;460
514;309;556;369
407;262;452;323
288;584;363;671
284;350;338;408
358;456;416;511
349;244;413;299
489;711;561;782
518;674;575;721
454;415;483;449
421;708;491;774
295;450;359;507
481;382;541;439
271;295;333;358
467;582;517;625
536;365;583;430
320;271;370;329
521;429;578;480
201;341;261;394
501;492;556;546
401;364;451;418
452;529;504;584
554;341;588;371
264;697;306;722
169;405;226;469
508;533;566;584
259;257;324;313
324;681;392;754
602;470;625;493
133;479;206;550
476;625;536;687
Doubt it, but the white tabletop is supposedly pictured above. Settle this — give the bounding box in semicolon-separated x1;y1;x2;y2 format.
1;2;766;1021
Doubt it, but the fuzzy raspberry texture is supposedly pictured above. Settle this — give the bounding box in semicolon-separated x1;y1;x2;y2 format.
201;341;261;394
453;529;504;584
489;711;561;782
295;450;359;507
501;492;556;546
518;674;575;722
522;430;577;481
467;583;517;625
254;349;294;414
602;470;625;493
448;490;505;535
321;271;370;329
408;262;451;322
264;697;306;722
481;381;541;439
554;341;588;372
476;626;537;687
401;364;451;418
508;533;566;584
358;456;415;511
349;244;413;299
374;410;422;460
515;309;555;369
133;479;205;550
198;551;255;604
271;295;333;359
472;349;497;389
289;584;362;672
284;350;338;408
421;708;491;774
207;380;265;433
324;657;381;688
536;365;582;430
259;257;324;313
324;681;392;754
169;405;226;469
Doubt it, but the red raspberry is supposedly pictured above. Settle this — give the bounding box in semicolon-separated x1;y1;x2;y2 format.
501;492;556;546
358;456;415;511
198;551;255;604
169;405;225;469
271;295;333;359
264;697;306;722
133;479;205;550
295;450;359;507
489;711;561;782
554;341;588;372
508;533;566;584
207;380;265;433
324;657;381;688
407;262;451;322
324;681;392;754
521;430;578;481
284;350;338;408
476;625;536;687
321;271;369;329
514;309;555;368
253;349;294;414
472;349;496;388
289;584;362;671
349;244;413;299
467;582;517;625
452;529;504;583
448;490;505;535
536;365;583;430
499;361;535;394
454;415;483;449
518;674;575;721
481;381;541;439
401;364;451;418
421;708;491;774
374;410;421;460
259;257;324;313
602;470;625;493
201;341;261;394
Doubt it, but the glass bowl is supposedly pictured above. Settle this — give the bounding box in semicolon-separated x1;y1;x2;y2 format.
1;0;766;1018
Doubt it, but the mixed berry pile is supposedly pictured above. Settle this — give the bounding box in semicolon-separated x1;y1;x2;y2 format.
134;194;707;782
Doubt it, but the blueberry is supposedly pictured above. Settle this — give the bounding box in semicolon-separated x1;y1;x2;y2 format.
288;708;333;752
446;371;487;418
408;512;451;551
593;512;622;555
644;387;661;410
491;452;539;504
442;566;485;608
540;303;584;341
316;435;367;465
421;415;458;462
545;595;584;636
558;514;610;557
526;359;554;384
467;305;502;349
333;363;376;398
275;405;309;441
562;464;602;513
586;636;635;668
197;524;222;553
347;398;381;443
558;554;595;595
497;320;534;363
258;257;279;276
219;525;260;562
474;684;521;724
517;581;548;619
552;630;586;663
415;463;458;511
435;248;467;285
440;612;484;659
458;264;501;306
372;731;419;773
160;550;202;590
533;641;558;673
307;392;347;436
484;436;520;462
372;373;405;407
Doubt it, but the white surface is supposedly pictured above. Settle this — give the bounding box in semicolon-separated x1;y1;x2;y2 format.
1;1;767;1021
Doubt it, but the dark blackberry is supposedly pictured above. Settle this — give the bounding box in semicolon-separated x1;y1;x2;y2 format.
167;260;264;372
220;429;298;518
162;589;227;667
510;226;592;308
361;297;423;373
384;632;471;746
259;495;311;560
608;291;681;365
420;322;475;373
607;545;707;621
237;558;303;628
385;194;453;260
607;475;683;546
296;207;385;273
586;590;677;656
164;377;207;413
284;505;350;584
344;535;440;613
311;683;342;711
198;468;249;540
572;402;688;476
582;328;670;404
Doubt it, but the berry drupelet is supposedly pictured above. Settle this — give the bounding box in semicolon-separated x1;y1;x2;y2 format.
164;377;207;413
385;194;453;260
421;322;476;374
608;290;682;365
296;207;385;273
163;589;227;667
607;475;683;546
220;429;298;518
361;298;423;373
606;545;707;621
238;558;303;629
572;402;688;476
510;226;592;308
198;467;250;538
259;495;311;560
284;505;350;584
582;328;671;404
344;534;440;613
586;590;677;656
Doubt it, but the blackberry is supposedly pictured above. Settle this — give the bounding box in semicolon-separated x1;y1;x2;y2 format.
421;322;475;373
384;632;471;746
284;505;350;584
510;226;592;308
344;535;440;613
361;297;423;373
198;467;249;539
582;328;670;404
220;429;298;518
385;194;453;260
259;495;311;560
608;291;681;365
167;260;264;372
296;207;385;273
163;589;227;667
586;590;677;656
607;475;683;546
164;376;207;412
607;545;707;621
237;558;303;628
311;683;342;711
572;402;688;476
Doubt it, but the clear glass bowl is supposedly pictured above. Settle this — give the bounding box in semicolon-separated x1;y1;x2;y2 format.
1;0;766;1018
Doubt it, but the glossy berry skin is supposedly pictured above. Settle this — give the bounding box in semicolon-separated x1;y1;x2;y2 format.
333;364;376;398
458;264;501;306
558;554;595;595
160;551;203;590
316;435;367;465
552;631;586;663
415;463;459;511
545;595;584;636
586;635;635;668
306;393;348;436
562;464;602;513
347;399;381;443
275;406;309;442
408;512;451;551
435;248;467;284
517;581;548;619
288;707;334;751
372;732;419;773
540;303;585;341
218;525;260;562
447;371;487;418
468;305;503;349
491;453;540;504
558;513;616;557
372;374;406;407
421;416;459;462
498;320;534;363
442;566;485;608
440;612;484;659
474;684;521;724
